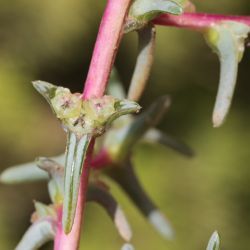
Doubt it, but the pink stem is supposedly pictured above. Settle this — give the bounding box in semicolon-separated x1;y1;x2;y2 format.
153;12;250;30
83;0;132;99
54;0;132;249
54;142;94;250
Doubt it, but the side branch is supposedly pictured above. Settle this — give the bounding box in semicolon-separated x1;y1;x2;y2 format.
153;12;250;30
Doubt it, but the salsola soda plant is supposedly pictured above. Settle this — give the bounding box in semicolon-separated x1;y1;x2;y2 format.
1;0;250;249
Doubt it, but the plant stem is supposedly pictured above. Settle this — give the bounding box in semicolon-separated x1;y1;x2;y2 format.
54;0;132;249
83;0;132;99
153;12;250;30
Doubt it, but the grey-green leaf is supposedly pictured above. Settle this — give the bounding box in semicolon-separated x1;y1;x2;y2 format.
107;160;174;240
143;128;194;157
0;162;48;184
121;243;135;250
0;155;64;185
87;185;132;241
206;231;220;250
204;21;250;127
63;133;92;234
32;80;57;106
115;95;170;161
36;157;64;204
16;220;56;250
130;0;183;21
107;68;126;99
128;24;156;102
106;100;141;128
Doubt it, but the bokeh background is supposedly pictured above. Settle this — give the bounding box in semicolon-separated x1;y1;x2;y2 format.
1;0;250;249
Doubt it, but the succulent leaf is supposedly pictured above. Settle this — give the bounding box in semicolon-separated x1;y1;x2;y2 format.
33;201;57;221
125;0;182;32
148;210;174;239
33;81;140;138
63;133;91;233
32;81;57;107
16;220;56;250
87;185;132;241
0;162;48;184
107;160;174;239
36;157;64;204
206;231;220;250
204;21;250;127
143;128;194;157
113;95;170;161
107;68;126;99
128;24;156;102
121;243;135;250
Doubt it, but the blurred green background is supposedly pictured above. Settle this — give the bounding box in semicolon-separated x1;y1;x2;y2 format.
1;0;250;249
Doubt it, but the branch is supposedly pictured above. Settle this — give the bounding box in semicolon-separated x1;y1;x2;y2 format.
83;0;132;99
153;12;250;30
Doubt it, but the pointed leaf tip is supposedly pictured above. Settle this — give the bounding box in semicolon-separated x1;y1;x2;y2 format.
32;80;57;104
114;206;133;241
121;243;135;250
148;210;174;240
87;185;132;241
0;163;48;184
16;220;55;250
206;231;220;250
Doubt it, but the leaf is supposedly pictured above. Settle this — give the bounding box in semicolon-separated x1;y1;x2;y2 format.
32;81;57;107
87;185;132;241
128;24;156;102
204;21;250;127
33;201;57;220
121;243;135;250
174;0;195;12
107;160;174;240
0;162;48;184
106;99;141;128
206;231;220;250
143;128;194;157
15;220;56;250
125;0;182;32
63;133;92;233
107;68;133;128
107;68;126;99
131;0;182;20
33;81;140;138
114;96;171;161
0;155;64;185
148;210;174;240
36;157;64;204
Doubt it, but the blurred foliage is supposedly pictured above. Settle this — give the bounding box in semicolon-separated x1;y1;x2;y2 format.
0;0;250;249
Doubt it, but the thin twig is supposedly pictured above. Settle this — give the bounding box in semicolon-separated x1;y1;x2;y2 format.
154;12;250;30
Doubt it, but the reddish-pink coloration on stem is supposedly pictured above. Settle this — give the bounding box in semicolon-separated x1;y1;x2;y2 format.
83;0;131;99
154;12;250;30
54;0;132;249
